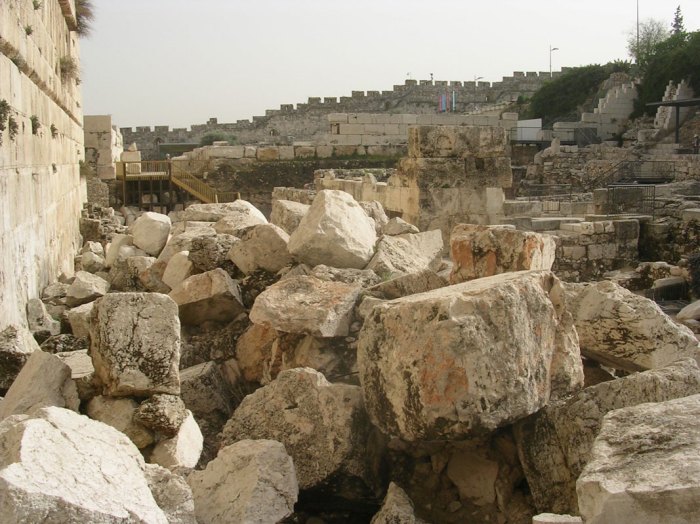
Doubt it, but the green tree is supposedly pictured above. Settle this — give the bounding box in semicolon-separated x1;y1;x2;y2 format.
672;5;685;35
627;18;669;71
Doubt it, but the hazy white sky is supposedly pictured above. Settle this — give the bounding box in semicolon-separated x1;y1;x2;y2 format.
80;0;700;129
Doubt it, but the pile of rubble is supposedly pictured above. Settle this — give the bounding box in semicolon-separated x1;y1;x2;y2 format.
2;189;700;523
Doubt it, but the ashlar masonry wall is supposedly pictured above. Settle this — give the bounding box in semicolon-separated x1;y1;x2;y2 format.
0;0;85;331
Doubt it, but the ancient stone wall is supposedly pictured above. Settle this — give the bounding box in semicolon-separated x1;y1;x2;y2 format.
120;71;567;159
0;0;85;331
84;114;123;180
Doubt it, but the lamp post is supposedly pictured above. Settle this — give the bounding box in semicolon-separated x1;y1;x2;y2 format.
549;45;559;77
474;75;483;101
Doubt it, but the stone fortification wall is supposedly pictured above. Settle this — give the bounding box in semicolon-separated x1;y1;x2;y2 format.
0;0;85;331
121;70;566;159
84;114;123;180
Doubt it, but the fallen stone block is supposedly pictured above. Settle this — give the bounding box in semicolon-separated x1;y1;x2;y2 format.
250;275;362;337
361;200;390;234
89;293;181;396
80;251;106;273
188;439;298;524
135;394;188;437
182;200;267;224
365;269;448;300
65;271;110;307
514;358;700;515
288;189;377;269
144;464;197;524
65;301;94;339
270;199;309;235
449;224;556;284
371;482;426;524
358;270;582;441
169;269;244;326
366;230;443;279
384;217;419;236
0;325;40;391
228;223;292;274
86;395;154;449
577;394;700;523
105;233;134;268
188;232;238;272
158;228;215;264
26;298;60;343
131;211;172;256
162;251;194;290
150;410;203;470
0;407;168;522
564;280;700;371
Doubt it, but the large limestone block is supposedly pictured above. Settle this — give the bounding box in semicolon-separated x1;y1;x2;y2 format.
86;395;154;449
449;224;556;284
158;228;215;264
162;251;194;290
131;211;172;256
366;269;448;300
26;299;60;342
135;394;188;437
288;189;377;269
383;217;419;235
65;301;94;339
89;293;181;396
0;325;40;391
182;200;267;223
565;280;700;371
169;269;244;325
577;394;700;524
0;407;168;523
514;358;700;515
358;271;582;441
228;223;292;274
144;464;197;524
250;275;362;337
188;233;237;272
220;368;376;495
188;439;298;524
105;233;135;268
150;410;203;470
408;125;508;158
270;199;309;234
371;482;426;524
66;271;110;307
366;230;444;278
80;251;106;273
0;350;79;419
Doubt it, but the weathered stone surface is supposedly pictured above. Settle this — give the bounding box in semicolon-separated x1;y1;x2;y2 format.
366;230;444;278
308;264;382;288
250;275;362;337
677;299;700;321
108;249;149;291
184;200;267;224
236;324;301;383
42;281;69;305
131;211;172;256
105;233;134;268
150;411;203;470
89;293;181;396
65;271;110;307
80;250;106;273
65;301;94;339
288;189;377;269
220;368;377;495
449;224;556;284
565;280;700;371
577;394;700;524
0;325;40;391
162;251;194;290
135;394;188;437
360;200;390;235
515;358;700;515
228;224;292;274
138;258;170;293
366;269;448;300
270;199;309;235
188;233;237;272
158;228;215;264
188;439;298;524
40;334;88;354
169;269;244;326
371;482;426;524
86;395;154;448
384;217;420;236
358;270;582;441
533;515;582;524
26;299;60;342
0;350;79;419
81;240;105;257
0;407;168;522
144;464;197;524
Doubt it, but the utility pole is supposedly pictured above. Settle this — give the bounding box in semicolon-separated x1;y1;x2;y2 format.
549;45;559;77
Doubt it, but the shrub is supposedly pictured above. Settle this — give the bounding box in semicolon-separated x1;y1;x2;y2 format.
688;251;700;298
59;57;79;82
200;133;237;146
75;0;95;37
30;115;40;135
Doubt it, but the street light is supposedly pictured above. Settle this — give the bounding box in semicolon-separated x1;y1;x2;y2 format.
549;45;559;77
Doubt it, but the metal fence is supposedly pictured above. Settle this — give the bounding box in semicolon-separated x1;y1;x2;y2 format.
607;184;656;218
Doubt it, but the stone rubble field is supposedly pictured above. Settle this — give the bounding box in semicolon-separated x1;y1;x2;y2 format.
2;190;700;523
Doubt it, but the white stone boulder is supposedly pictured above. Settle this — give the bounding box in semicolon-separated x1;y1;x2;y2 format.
449;224;556;284
228;223;292;274
515;358;700;515
26;298;60;341
169;269;244;326
270;199;309;234
0;325;40;391
0;407;168;522
371;482;426;524
158;228;215;264
144;464;197;524
188;233;238;272
131;211;172;256
288;189;377;269
358;270;583;441
162;250;194;290
188;439;298;524
89;293;181;396
220;368;377;496
250;275;362;337
86;395;154;448
360;200;390;234
65;301;94;339
384;217;420;236
366;230;444;279
135;394;188;437
677;299;700;321
105;233;135;268
0;350;79;419
183;200;267;224
80;250;106;273
565;280;700;371
65;271;110;307
150;410;203;470
577;394;700;524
